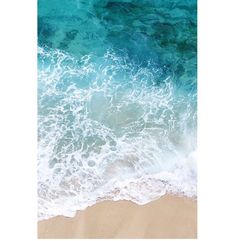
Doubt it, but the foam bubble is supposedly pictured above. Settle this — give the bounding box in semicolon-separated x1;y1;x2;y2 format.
38;47;197;220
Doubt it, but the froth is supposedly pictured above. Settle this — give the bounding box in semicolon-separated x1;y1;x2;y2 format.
38;47;197;220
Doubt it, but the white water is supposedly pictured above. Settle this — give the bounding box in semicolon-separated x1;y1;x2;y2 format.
38;47;197;220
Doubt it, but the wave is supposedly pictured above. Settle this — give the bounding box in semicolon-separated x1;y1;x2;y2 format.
38;46;197;220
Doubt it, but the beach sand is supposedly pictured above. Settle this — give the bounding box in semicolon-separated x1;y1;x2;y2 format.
38;195;197;239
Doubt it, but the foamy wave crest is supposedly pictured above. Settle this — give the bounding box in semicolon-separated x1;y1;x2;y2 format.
38;46;197;220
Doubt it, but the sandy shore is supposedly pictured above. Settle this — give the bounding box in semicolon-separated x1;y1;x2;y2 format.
38;195;197;239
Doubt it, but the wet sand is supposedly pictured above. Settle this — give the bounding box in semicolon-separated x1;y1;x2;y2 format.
38;195;197;239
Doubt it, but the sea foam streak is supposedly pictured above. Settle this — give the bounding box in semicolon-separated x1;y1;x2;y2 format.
38;47;197;220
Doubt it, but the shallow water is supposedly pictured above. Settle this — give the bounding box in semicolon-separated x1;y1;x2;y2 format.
38;0;197;220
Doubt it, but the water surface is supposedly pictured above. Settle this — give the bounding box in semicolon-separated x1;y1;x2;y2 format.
38;0;197;220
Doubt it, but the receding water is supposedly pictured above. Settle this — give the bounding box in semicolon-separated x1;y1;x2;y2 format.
38;0;197;220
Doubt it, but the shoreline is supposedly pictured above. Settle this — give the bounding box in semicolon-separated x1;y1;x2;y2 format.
38;194;197;239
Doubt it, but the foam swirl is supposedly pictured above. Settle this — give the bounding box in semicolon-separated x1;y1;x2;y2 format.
38;47;197;220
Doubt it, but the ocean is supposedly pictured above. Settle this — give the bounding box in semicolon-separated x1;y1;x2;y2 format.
38;0;197;220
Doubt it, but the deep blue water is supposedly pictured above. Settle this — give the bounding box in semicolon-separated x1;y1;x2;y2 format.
38;0;197;220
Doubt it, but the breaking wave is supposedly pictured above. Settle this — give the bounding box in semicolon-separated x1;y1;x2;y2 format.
38;46;197;220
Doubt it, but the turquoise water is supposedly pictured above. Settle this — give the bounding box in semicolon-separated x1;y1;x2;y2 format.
38;0;197;220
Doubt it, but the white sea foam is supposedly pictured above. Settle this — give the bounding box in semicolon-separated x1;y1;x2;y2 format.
38;47;197;220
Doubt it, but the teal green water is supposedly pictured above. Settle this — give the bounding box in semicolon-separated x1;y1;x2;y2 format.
38;0;196;90
38;0;197;220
